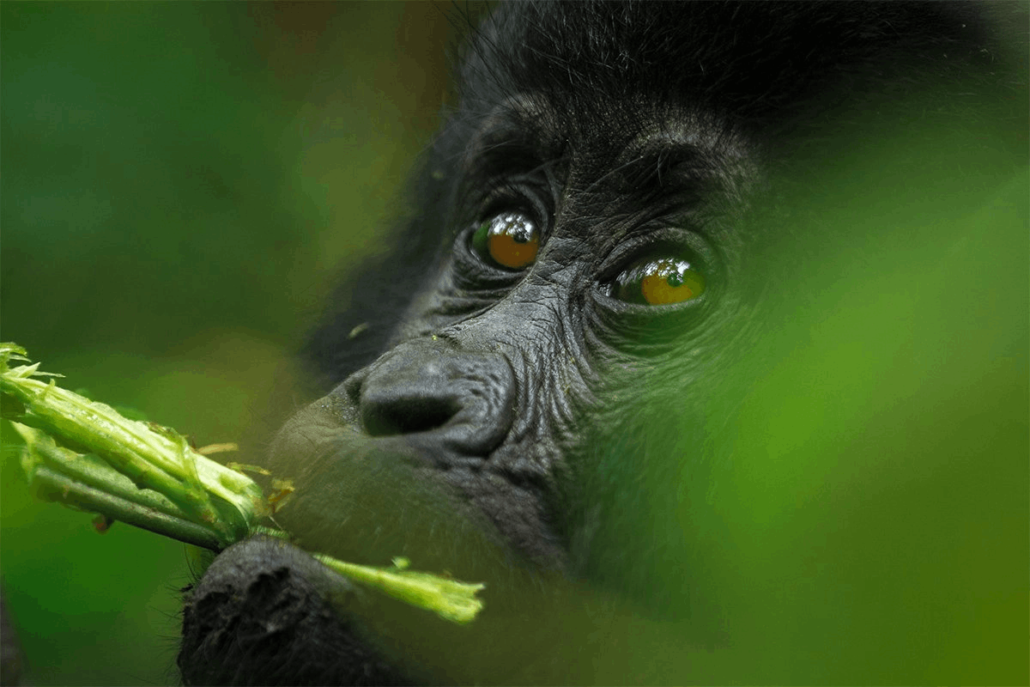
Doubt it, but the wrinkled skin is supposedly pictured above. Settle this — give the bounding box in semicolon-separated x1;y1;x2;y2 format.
179;2;1027;685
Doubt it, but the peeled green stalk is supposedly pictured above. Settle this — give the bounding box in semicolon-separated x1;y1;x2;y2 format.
2;354;261;545
0;342;484;624
14;423;232;550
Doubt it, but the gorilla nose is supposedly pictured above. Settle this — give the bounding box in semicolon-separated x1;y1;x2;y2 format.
352;339;516;456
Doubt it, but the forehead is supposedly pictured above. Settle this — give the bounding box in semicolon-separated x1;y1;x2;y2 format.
453;91;755;266
463;94;747;173
463;94;751;207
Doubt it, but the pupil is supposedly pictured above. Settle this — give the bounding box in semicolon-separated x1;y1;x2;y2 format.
491;213;534;244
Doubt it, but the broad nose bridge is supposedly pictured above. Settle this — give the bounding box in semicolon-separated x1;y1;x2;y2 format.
351;338;516;457
445;269;576;353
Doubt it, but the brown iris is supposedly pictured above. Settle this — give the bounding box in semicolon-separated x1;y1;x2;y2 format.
614;257;705;305
472;213;540;270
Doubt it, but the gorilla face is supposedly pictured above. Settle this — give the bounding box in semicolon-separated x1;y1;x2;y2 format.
276;99;756;567
179;2;1027;685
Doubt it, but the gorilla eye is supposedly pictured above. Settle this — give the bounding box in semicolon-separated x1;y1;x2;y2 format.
471;212;540;270
614;257;705;305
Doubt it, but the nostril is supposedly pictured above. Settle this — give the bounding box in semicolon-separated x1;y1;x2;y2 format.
362;395;461;437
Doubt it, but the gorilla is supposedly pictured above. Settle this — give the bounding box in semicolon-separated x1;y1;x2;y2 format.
178;2;1028;684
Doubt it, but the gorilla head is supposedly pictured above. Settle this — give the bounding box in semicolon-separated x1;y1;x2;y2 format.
179;2;1027;684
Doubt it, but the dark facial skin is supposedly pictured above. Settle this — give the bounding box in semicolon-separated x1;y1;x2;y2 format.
179;3;1027;685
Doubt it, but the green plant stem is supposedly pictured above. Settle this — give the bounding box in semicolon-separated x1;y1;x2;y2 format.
0;342;485;624
315;554;485;625
14;422;228;549
1;358;264;541
31;463;228;550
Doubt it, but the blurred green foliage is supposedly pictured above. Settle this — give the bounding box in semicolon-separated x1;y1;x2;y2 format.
694;171;1028;683
653;124;1028;682
1;3;449;684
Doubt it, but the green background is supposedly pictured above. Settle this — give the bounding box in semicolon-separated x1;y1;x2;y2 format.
2;3;1027;685
1;3;452;684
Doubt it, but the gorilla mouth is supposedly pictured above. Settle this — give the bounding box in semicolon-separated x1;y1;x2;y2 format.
179;396;567;686
266;389;568;569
